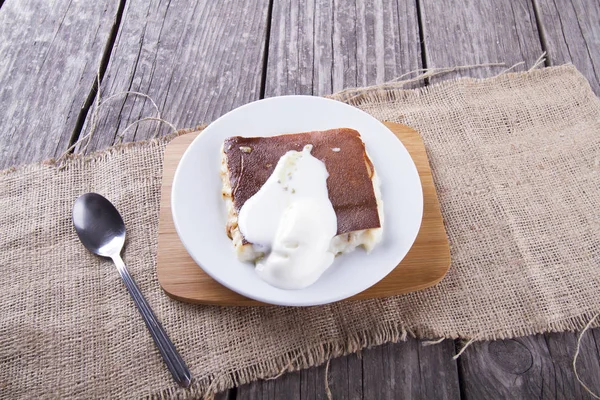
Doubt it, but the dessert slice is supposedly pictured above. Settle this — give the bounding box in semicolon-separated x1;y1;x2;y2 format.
220;128;384;262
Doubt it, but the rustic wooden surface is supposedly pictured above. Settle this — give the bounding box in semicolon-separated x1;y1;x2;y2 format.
0;0;122;168
156;122;451;305
535;0;600;94
2;0;600;398
459;331;600;399
419;0;544;82
238;339;460;400
81;0;271;152
264;0;421;96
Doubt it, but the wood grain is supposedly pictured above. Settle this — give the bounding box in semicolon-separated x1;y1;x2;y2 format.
0;0;121;168
264;0;421;97
156;122;450;305
237;369;301;400
81;0;271;153
458;332;600;399
363;339;460;400
320;353;363;400
419;0;543;81
238;340;459;400
534;0;600;94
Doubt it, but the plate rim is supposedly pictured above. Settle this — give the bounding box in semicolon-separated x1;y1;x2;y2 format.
171;95;423;306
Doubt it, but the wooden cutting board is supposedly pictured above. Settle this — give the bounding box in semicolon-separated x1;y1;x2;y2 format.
157;122;450;306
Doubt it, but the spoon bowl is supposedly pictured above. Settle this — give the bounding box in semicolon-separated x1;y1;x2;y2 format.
73;193;125;257
72;192;192;388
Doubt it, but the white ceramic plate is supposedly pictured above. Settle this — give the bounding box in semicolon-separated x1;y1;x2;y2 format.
172;96;423;306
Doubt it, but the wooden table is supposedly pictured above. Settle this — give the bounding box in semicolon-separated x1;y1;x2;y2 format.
1;0;599;398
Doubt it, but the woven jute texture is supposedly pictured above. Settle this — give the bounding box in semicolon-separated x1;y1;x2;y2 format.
1;65;599;399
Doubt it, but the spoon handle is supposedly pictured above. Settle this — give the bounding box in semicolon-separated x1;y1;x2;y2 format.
112;254;192;388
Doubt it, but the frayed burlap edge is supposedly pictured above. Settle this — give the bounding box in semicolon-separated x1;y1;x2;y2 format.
0;126;206;176
328;64;596;107
162;310;600;400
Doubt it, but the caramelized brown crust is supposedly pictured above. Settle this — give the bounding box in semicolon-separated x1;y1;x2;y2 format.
223;128;381;235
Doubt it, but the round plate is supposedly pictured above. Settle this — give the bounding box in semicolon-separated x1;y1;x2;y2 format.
171;96;423;306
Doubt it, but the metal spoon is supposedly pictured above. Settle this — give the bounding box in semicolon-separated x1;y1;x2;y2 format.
72;192;192;388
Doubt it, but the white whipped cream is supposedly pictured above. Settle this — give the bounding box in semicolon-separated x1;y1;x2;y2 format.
238;145;337;289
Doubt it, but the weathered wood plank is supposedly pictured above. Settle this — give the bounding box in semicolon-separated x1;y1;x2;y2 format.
0;0;121;168
363;339;460;400
264;0;422;97
418;340;462;399
298;354;363;400
82;0;271;152
419;0;543;80
237;370;301;400
546;330;600;399
236;356;355;400
324;353;363;400
299;363;330;400
534;0;600;94
238;339;460;400
215;389;232;400
459;330;600;399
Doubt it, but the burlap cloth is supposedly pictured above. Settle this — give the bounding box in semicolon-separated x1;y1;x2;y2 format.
1;65;599;398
